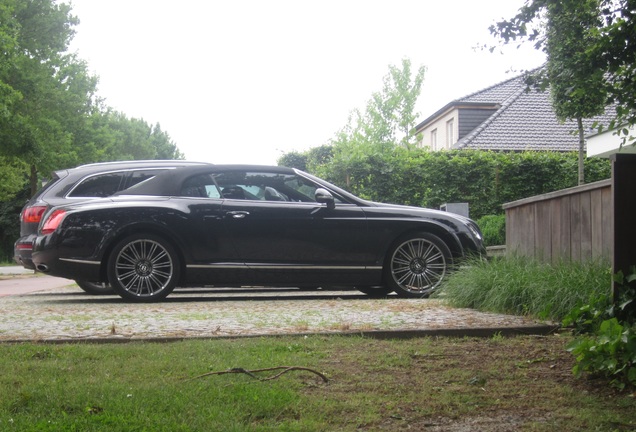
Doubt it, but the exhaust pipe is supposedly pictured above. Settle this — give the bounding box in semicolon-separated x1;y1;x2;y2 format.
36;264;49;272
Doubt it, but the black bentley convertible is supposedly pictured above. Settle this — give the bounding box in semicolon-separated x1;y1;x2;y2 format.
31;164;485;302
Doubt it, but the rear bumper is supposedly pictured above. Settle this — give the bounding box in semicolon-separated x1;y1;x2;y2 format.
32;235;103;282
13;235;36;269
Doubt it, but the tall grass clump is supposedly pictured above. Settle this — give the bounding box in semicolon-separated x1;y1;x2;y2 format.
436;256;612;321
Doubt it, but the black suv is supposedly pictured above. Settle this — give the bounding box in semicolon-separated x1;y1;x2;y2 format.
14;160;210;294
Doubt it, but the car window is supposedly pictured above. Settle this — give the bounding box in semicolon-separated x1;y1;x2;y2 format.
125;169;165;189
214;171;344;203
179;174;222;198
30;173;62;200
67;173;126;198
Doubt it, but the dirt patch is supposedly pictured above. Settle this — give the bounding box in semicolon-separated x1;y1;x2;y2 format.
308;335;635;431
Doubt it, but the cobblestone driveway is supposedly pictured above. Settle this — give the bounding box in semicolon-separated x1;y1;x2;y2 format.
0;283;554;342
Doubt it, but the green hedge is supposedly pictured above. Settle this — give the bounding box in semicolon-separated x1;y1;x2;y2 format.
283;148;611;220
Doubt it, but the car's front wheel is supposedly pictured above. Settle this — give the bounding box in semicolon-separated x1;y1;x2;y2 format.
386;232;452;298
107;234;180;302
75;280;114;295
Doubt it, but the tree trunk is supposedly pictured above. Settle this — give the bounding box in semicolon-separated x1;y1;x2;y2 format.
30;165;38;198
577;117;585;185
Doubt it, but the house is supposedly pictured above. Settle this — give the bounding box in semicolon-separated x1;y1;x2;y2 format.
587;125;636;158
415;72;614;152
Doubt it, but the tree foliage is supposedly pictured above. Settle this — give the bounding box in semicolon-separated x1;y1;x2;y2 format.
313;59;425;188
490;0;636;138
0;0;185;260
491;0;612;184
0;0;91;193
0;0;184;199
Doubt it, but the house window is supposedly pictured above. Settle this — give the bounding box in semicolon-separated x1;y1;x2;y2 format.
431;129;437;150
446;119;454;148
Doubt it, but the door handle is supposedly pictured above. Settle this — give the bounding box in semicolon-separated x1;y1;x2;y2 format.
227;211;249;219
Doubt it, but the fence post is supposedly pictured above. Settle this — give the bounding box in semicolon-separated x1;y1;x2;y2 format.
611;153;636;316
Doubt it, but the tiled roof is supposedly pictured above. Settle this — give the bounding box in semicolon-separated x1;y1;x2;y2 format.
458;74;526;105
428;71;616;152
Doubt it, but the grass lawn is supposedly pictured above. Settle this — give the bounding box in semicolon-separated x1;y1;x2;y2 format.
1;334;634;431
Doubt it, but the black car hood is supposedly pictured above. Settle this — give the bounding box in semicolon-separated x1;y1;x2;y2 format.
366;200;472;222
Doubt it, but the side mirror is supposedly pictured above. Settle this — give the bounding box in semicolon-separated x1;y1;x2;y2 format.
315;188;335;210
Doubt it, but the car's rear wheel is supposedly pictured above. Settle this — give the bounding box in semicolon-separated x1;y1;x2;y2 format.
386;232;452;298
107;234;180;302
75;280;114;295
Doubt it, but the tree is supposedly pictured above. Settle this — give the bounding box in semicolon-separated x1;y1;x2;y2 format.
597;0;636;140
277;151;308;170
351;58;426;149
490;0;636;144
326;58;426;187
149;123;184;160
0;156;28;201
0;1;184;198
545;0;608;184
92;111;183;161
0;0;99;195
490;0;609;184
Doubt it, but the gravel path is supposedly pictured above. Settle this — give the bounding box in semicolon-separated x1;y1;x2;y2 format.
0;283;554;342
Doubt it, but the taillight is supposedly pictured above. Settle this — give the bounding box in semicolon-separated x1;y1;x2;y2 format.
22;206;48;224
41;210;67;235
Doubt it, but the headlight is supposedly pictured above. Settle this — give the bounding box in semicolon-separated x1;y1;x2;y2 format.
467;222;483;241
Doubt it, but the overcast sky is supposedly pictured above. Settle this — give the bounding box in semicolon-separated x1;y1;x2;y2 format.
68;0;546;165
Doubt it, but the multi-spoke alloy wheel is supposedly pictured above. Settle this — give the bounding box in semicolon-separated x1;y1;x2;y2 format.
107;234;179;302
387;232;452;298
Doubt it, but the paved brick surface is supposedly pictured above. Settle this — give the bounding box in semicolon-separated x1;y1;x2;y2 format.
0;277;555;342
0;275;75;297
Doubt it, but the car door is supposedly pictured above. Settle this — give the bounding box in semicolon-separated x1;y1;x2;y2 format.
173;172;253;285
215;169;377;285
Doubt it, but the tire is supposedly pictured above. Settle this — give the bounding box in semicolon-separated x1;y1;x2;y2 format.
107;234;180;302
385;232;452;298
75;280;114;295
357;286;393;297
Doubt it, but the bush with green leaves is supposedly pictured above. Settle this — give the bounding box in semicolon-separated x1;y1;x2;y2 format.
280;148;611;220
567;318;636;390
476;214;506;246
565;267;636;390
0;184;29;262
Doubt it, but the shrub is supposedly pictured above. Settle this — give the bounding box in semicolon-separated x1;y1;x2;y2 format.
565;267;636;390
476;214;505;247
567;318;636;390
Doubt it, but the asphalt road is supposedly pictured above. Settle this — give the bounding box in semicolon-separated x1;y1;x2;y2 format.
0;267;75;296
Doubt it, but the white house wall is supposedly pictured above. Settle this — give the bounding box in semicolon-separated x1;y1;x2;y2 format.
587;125;636;158
418;108;459;150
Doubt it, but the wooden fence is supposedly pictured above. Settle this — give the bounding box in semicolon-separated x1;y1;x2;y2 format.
502;179;612;262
